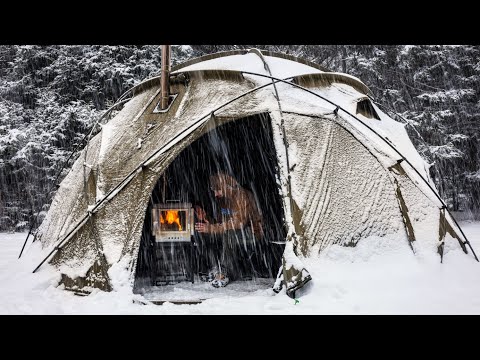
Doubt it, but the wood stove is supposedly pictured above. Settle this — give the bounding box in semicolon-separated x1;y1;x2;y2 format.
151;202;195;285
152;202;194;242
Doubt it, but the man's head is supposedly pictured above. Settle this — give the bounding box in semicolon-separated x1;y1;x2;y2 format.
209;172;239;198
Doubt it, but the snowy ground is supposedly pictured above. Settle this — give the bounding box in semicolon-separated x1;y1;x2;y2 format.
1;222;480;314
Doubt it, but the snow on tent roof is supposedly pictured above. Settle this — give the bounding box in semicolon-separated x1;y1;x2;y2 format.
173;52;324;80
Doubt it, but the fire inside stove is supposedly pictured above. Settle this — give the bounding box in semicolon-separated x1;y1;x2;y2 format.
152;203;194;242
160;210;184;231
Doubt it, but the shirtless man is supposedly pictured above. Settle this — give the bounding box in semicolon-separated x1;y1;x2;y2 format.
194;172;264;287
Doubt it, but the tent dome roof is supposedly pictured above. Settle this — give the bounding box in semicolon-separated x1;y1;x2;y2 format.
172;49;327;77
129;48;373;99
173;49;370;92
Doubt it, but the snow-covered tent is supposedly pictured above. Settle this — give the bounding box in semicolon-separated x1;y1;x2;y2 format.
33;49;476;298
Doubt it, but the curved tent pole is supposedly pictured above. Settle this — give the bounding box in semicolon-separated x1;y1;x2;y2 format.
32;69;478;274
18;97;131;259
239;70;478;262
249;49;312;297
170;48;330;74
249;50;294;233
32;76;291;273
368;99;445;192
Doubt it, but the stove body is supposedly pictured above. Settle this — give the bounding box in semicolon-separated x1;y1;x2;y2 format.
151;203;195;285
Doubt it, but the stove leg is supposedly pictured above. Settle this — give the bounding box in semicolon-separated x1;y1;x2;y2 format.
190;241;195;284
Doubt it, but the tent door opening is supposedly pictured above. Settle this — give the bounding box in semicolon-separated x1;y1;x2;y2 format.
133;112;286;297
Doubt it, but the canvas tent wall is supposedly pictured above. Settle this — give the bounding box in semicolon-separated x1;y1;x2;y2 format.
33;49;474;297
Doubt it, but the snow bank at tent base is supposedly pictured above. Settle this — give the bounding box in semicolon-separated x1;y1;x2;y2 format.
1;223;480;314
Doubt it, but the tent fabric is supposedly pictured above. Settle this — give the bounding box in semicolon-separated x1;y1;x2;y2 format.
35;49;467;295
283;113;405;255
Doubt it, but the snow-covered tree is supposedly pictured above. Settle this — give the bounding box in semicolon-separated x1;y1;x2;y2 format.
1;44;479;231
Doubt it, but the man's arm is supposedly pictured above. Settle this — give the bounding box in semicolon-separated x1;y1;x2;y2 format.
195;195;248;234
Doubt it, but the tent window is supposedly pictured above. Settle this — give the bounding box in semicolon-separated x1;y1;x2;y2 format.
356;99;380;120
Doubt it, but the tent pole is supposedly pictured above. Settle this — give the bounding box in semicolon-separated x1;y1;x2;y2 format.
240;71;479;262
249;50;295;237
31;76;291;273
18;97;130;259
33;69;478;274
249;49;309;295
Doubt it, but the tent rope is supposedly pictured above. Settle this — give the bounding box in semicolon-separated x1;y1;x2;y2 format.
31;76;291;273
239;70;478;262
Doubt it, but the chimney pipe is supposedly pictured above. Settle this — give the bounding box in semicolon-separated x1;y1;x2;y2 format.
161;45;171;110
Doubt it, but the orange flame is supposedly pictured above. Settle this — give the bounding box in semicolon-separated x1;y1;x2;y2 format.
160;210;183;231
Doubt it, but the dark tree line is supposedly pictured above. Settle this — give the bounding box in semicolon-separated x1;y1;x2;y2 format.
0;45;478;231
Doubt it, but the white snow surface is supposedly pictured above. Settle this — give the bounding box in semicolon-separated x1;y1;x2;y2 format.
2;222;480;314
173;52;324;86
